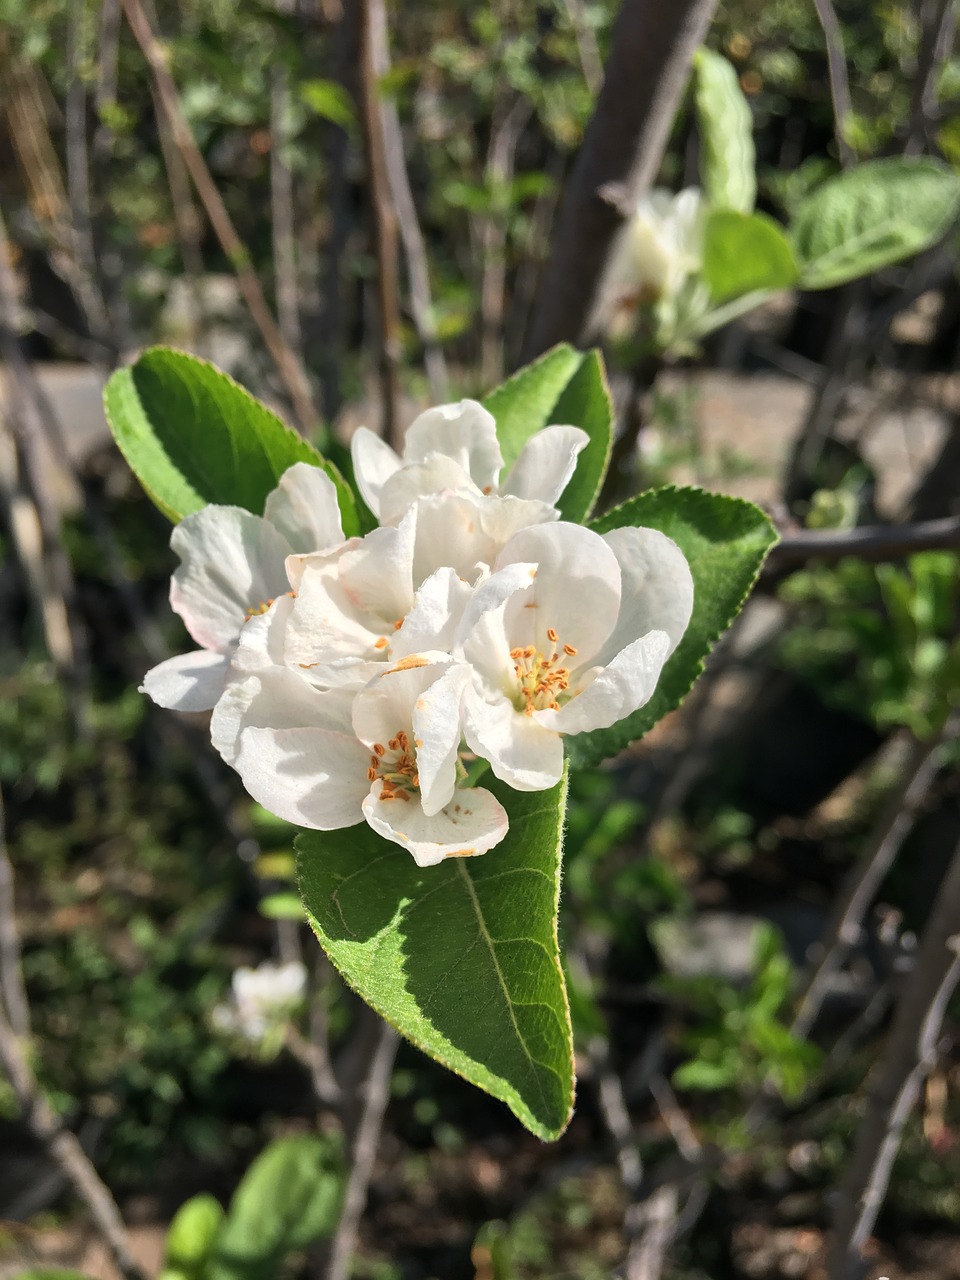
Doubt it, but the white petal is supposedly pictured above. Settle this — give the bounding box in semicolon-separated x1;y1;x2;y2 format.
502;426;589;505
537;628;672;736
392;567;474;659
378;454;479;526
350;426;402;517
233;725;369;829
140;650;230;711
411;663;471;816
337;514;416;629
403;400;503;493
362;781;508;867
463;687;564;792
170;506;292;652
595;526;694;666
211;666;355;765
455;561;536;694
231;595;296;674
495;521;621;661
263;462;344;552
411;492;556;585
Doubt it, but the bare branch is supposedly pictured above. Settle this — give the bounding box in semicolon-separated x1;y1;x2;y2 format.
906;0;958;154
358;0;403;447
562;0;604;96
525;0;718;356
0;786;30;1039
270;63;305;361
119;0;318;432
764;514;960;576
812;0;856;168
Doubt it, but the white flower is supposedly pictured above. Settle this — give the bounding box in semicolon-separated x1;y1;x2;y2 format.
212;645;508;867
141;464;345;712
214;960;307;1042
455;521;694;791
350;399;589;524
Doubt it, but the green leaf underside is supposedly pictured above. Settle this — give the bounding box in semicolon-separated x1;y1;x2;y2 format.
568;486;778;770
482;343;584;470
103;346;359;534
694;48;756;215
791;158;960;290
297;776;574;1141
703;209;798;303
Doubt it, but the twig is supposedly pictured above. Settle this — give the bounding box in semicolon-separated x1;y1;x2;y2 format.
119;0;318;432
828;832;960;1279
906;0;958;154
562;0;604;96
270;61;305;361
0;1001;145;1280
525;0;718;356
0;785;30;1039
812;0;856;168
325;1019;398;1280
358;0;402;447
366;0;450;401
764;514;960;576
792;720;956;1040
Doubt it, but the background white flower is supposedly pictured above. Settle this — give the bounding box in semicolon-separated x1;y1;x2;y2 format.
212;960;307;1042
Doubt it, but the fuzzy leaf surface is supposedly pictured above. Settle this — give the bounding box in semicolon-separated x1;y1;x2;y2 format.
567;487;778;769
297;776;574;1141
103;346;358;532
703;209;798;303
694;48;756;213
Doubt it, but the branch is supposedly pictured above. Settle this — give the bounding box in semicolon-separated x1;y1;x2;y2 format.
812;0;856;168
906;0;958;155
324;1019;398;1280
270;62;305;361
119;0;318;433
828;831;960;1279
525;0;718;356
0;1000;145;1280
0;785;29;1039
764;514;960;576
358;0;403;448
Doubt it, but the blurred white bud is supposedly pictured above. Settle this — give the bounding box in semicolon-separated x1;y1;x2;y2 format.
213;960;307;1042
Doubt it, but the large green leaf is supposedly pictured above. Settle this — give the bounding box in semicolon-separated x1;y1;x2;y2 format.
103;346;359;533
790;158;960;290
482;343;584;470
163;1194;225;1280
553;351;612;523
693;48;756;214
298;776;574;1141
703;209;798;303
207;1136;343;1280
567;487;777;769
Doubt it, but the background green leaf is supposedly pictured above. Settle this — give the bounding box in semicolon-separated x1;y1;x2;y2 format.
163;1193;225;1280
206;1135;343;1280
552;351;612;522
703;209;798;303
693;48;756;214
482;343;584;469
297;776;574;1142
103;346;358;533
567;487;778;770
790;158;960;290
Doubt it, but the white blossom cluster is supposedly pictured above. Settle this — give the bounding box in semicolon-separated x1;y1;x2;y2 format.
142;403;694;867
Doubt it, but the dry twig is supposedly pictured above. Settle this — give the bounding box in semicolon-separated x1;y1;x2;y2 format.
811;0;855;167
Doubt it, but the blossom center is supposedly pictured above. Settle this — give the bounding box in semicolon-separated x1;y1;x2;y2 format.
510;627;578;714
367;730;419;801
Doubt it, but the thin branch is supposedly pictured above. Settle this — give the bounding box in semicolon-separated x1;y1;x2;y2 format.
764;514;960;576
119;0;318;432
906;0;958;155
0;1001;145;1280
0;786;30;1039
812;0;856;168
792;718;956;1041
828;831;960;1279
562;0;604;96
270;62;305;361
366;0;449;401
325;1020;398;1280
525;0;718;356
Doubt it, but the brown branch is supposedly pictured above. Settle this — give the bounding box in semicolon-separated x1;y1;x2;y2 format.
812;0;856;168
270;63;305;362
525;0;718;356
764;514;960;576
358;0;402;447
906;0;958;155
0;785;30;1039
366;0;449;401
119;0;318;432
562;0;604;96
0;1000;145;1280
828;831;960;1279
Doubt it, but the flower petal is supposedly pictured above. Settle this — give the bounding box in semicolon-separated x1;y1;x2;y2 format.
263;462;345;552
537;628;672;736
211;665;355;765
349;427;402;518
463;687;564;791
233;725;370;829
412;492;556;585
392;567;474;659
412;663;472;816
362;781;508;867
378;454;479;526
140;650;230;711
501;425;589;505
403;400;503;492
455;560;537;695
594;526;694;667
170;506;292;652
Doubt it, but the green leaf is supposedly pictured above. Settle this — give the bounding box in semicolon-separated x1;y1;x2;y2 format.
568;487;778;769
298;776;574;1141
790;158;960;290
693;48;756;214
703;209;798;303
164;1193;225;1279
552;351;613;523
207;1136;343;1280
300;78;355;129
103;347;359;534
482;343;584;470
258;890;305;920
